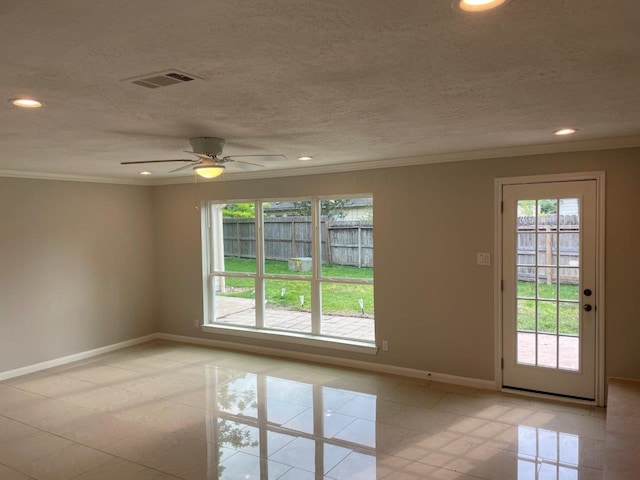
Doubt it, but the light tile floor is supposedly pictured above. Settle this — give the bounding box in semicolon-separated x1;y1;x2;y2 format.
0;341;606;479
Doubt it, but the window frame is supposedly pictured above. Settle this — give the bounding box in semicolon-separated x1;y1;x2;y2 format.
201;195;376;354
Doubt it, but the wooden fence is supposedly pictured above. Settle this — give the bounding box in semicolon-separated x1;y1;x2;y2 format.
517;215;580;284
223;217;373;267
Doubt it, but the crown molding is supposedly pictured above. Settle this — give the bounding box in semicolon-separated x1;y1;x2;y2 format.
2;135;640;186
0;169;154;186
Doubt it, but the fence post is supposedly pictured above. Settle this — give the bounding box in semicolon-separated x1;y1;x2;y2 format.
236;222;241;258
291;219;296;258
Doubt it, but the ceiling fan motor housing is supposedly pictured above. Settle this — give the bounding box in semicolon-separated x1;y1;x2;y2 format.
190;137;225;156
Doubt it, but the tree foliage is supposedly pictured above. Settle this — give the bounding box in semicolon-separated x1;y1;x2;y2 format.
292;199;352;220
223;203;258;218
518;199;557;216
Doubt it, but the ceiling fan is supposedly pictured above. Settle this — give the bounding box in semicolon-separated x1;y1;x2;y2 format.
120;137;287;178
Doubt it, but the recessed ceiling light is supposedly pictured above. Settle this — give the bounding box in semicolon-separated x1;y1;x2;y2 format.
554;128;577;136
453;0;512;13
139;171;152;175
297;156;313;161
9;98;45;108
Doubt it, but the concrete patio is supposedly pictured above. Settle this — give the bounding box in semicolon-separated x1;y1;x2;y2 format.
214;296;375;342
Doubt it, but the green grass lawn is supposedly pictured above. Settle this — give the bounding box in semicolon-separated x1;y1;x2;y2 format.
220;257;374;316
517;281;579;335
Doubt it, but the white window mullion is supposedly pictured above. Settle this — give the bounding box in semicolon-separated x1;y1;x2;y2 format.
255;201;265;328
311;199;321;335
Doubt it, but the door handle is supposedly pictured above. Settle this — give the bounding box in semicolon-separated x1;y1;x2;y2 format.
583;304;593;312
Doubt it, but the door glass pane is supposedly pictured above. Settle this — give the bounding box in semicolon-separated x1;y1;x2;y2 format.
517;232;536;266
537;300;557;334
517;332;536;365
559;302;579;335
537;334;557;368
264;279;311;333
517;299;535;332
537;199;558;229
536;267;557;300
517;270;534;297
537;233;557;266
559;336;579;371
558;268;579;300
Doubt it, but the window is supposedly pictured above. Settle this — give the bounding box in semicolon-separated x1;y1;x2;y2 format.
201;196;375;352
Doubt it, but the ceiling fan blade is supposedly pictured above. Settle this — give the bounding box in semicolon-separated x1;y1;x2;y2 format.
120;159;196;165
184;151;216;162
223;154;287;162
228;159;265;170
169;161;202;173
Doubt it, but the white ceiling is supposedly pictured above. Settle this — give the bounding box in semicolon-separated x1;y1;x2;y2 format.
1;0;639;184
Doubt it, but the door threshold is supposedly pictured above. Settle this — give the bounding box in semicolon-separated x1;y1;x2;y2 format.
501;386;597;406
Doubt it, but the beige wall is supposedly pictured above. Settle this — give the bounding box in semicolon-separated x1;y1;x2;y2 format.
0;178;157;372
154;147;640;382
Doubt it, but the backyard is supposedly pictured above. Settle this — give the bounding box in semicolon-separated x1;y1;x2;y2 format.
219;257;374;317
517;281;579;335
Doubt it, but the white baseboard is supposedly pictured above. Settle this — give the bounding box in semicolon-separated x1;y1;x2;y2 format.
158;333;497;391
1;331;497;392
0;333;158;381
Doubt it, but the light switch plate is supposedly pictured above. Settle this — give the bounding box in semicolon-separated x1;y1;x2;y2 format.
477;252;491;266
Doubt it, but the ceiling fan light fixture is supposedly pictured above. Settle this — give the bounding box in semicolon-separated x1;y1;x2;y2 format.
194;164;225;179
454;0;511;12
10;98;45;108
139;171;152;175
297;156;313;161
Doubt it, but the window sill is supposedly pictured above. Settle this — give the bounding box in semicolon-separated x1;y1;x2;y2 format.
201;324;378;355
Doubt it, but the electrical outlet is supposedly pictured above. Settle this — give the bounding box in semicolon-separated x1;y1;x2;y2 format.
477;252;491;266
382;340;389;351
193;319;200;327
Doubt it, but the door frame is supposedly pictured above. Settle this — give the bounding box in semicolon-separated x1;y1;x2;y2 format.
494;172;606;405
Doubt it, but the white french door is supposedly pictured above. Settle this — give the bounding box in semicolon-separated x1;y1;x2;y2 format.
501;180;598;400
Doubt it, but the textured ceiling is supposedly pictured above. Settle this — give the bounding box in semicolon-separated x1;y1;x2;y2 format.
1;0;639;183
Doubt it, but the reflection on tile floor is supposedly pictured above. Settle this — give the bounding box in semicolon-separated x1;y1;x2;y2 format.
0;341;606;479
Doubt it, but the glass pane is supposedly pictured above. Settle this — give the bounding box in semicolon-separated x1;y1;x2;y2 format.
559;302;579;335
517;299;535;332
517;273;535;298
559;336;579;371
517;233;536;265
559;197;580;222
320;198;374;278
537;199;558;230
213;276;255;327
536;267;558;300
517;332;536;365
537;233;557;266
517;200;537;223
558;268;579;300
321;282;374;342
537;300;557;334
537;334;557;368
264;279;311;333
263;200;313;275
558;233;579;271
219;203;257;273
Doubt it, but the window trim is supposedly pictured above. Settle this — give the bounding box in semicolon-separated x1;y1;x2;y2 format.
201;195;375;349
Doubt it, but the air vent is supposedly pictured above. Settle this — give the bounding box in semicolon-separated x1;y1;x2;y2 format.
124;70;200;89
